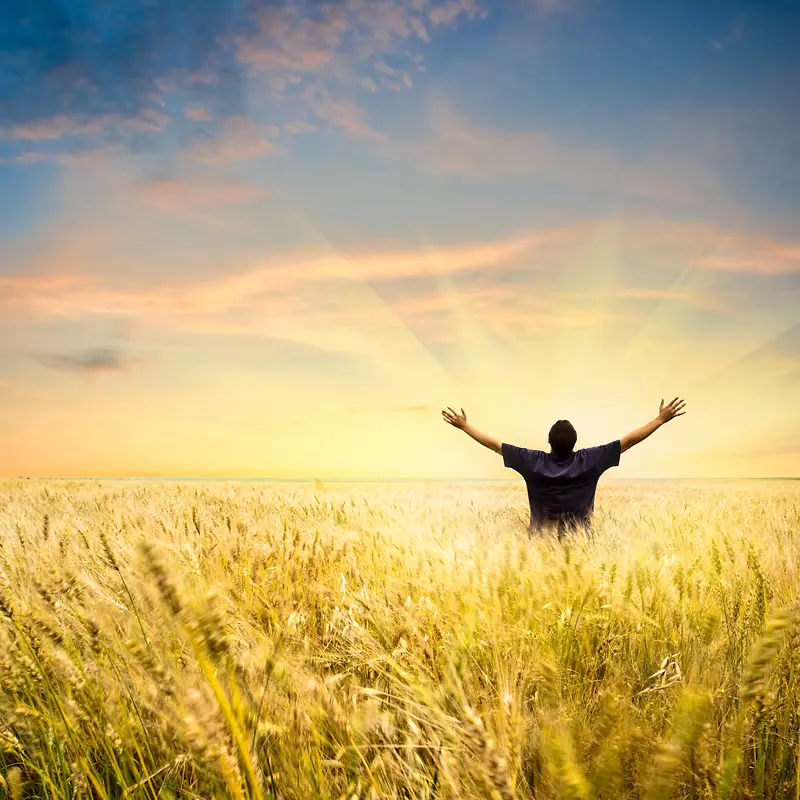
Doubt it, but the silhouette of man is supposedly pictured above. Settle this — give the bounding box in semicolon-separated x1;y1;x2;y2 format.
442;398;687;538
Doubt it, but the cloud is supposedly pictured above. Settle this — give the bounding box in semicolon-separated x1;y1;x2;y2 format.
386;280;624;342
559;286;733;314
428;0;480;27
284;120;318;135
1;0;486;163
134;178;267;216
401;99;724;205
33;348;144;376
305;89;386;139
375;60;414;91
1;109;171;166
0;0;506;171
233;1;484;138
711;14;747;50
184;116;280;163
185;107;211;121
0;114;117;141
0;228;568;355
0;228;561;315
0;0;243;137
698;241;800;275
359;77;380;92
3;217;796;356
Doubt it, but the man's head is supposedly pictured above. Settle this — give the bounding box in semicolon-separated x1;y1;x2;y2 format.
548;419;577;457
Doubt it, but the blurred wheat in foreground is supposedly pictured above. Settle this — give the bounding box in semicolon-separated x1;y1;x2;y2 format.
1;480;799;799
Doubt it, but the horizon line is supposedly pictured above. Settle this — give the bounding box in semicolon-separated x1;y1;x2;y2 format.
4;475;799;482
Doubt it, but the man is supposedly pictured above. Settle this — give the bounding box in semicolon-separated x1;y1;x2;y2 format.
441;398;687;537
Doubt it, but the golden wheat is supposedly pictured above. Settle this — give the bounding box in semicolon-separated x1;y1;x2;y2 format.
0;478;798;798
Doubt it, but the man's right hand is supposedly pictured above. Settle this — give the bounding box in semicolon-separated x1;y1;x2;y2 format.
657;397;687;424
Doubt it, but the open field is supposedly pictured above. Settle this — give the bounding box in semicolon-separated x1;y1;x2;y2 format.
1;479;799;799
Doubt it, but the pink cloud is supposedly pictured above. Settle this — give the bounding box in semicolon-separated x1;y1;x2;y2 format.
611;287;732;313
233;1;483;140
3;220;798;322
0;114;117;141
389;281;624;341
310;90;386;139
0;110;169;141
284;120;318;135
375;60;413;91
428;1;466;26
406;98;725;205
359;77;380;92
125;109;171;133
4;218;796;356
0;229;563;326
14;145;122;167
185;117;279;163
185;107;211;121
427;0;481;27
699;240;800;275
410;16;431;42
134;179;267;216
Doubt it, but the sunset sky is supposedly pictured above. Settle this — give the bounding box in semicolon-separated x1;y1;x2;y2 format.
1;0;798;479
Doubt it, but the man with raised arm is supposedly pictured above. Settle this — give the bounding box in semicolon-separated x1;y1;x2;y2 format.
441;398;687;538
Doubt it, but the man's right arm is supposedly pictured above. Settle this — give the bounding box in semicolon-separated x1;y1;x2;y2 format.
441;406;503;454
620;397;686;454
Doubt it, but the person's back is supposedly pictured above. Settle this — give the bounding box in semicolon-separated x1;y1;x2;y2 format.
501;437;621;534
442;398;686;537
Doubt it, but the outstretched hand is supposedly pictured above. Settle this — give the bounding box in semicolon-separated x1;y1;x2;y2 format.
658;397;687;424
441;406;468;429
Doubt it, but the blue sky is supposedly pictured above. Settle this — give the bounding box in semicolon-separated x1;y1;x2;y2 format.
0;0;798;478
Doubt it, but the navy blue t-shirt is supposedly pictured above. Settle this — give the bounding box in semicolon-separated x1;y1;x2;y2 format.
501;440;621;531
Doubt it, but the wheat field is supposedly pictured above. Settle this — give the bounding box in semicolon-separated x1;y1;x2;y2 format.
0;479;798;799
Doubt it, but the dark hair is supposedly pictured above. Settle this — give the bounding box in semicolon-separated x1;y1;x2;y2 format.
548;419;577;456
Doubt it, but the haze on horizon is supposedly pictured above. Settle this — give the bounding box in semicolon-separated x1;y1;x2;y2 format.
0;0;798;480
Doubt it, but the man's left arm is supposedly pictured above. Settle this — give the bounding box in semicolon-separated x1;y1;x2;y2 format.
441;407;502;454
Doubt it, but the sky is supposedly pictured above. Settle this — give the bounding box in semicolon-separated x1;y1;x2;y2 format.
0;0;798;479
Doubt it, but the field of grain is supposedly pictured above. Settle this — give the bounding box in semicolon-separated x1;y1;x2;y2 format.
0;479;799;799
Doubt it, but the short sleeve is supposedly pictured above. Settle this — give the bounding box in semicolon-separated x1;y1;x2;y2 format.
584;440;621;474
501;443;539;475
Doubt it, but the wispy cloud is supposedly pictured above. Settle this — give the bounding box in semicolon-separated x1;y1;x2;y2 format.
711;14;747;50
400;98;724;205
185;107;211;122
0;228;569;355
184;117;280;163
231;0;484;140
0;114;117;141
304;88;387;140
0;229;559;312
375;60;414;92
134;178;267;217
2;218;797;355
33;348;144;376
0;0;487;165
387;280;624;342
0;0;244;138
428;0;481;27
